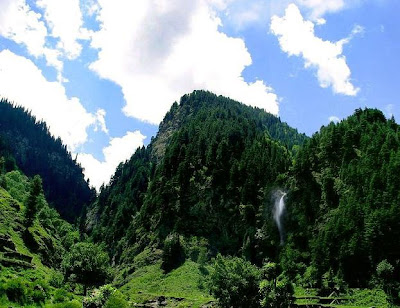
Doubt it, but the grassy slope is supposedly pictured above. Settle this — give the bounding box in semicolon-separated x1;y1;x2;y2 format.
0;172;80;307
294;287;390;308
117;256;390;308
119;260;214;307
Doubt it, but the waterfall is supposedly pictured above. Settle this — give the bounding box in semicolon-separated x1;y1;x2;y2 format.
273;191;286;245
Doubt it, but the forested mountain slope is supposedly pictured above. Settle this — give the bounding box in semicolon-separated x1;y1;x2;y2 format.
1;91;398;307
89;90;308;264
0;98;95;221
0;167;83;307
284;108;400;287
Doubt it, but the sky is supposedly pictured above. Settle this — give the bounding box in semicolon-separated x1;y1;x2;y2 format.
0;0;399;190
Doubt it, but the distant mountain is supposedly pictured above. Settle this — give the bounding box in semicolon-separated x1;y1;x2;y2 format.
89;90;308;263
0;98;95;222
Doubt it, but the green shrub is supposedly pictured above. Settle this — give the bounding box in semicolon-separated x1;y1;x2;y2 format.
83;284;116;308
50;271;65;288
210;254;261;308
161;233;185;273
259;263;293;308
4;278;27;304
53;288;71;303
259;276;293;308
62;242;110;295
31;288;47;303
104;291;129;308
48;300;82;308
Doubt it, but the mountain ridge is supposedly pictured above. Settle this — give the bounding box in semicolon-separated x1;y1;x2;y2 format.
0;98;95;222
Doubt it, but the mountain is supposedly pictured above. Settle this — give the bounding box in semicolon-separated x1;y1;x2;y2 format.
284;108;400;286
0;98;95;222
89;90;308;263
1;91;398;307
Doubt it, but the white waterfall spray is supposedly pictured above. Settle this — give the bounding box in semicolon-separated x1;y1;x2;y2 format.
273;190;287;245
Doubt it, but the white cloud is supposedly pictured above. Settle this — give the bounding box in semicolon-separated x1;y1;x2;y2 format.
329;115;340;122
94;109;109;134
270;4;360;96
216;0;361;31
296;0;345;20
85;0;100;17
89;0;279;125
77;131;146;190
0;0;89;78
0;0;47;57
223;0;270;30
36;0;89;59
385;104;394;118
0;49;102;151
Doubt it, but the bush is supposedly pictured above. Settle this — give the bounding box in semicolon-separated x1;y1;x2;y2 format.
3;278;27;304
83;284;120;308
104;291;129;308
53;288;72;303
259;262;293;308
259;276;293;308
62;242;110;295
31;288;47;303
210;254;261;308
50;271;65;288
48;300;82;308
376;260;399;304
377;259;394;281
161;233;185;273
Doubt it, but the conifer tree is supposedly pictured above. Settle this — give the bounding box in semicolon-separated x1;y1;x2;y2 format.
24;175;43;228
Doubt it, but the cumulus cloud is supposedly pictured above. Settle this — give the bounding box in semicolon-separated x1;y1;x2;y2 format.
36;0;90;59
270;4;360;96
0;49;102;151
0;0;89;76
89;0;279;125
0;0;48;57
77;131;146;190
329;115;340;122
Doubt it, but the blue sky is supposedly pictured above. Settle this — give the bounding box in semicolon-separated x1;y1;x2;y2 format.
0;0;398;189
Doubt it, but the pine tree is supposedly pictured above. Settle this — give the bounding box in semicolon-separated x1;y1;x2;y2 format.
24;175;43;228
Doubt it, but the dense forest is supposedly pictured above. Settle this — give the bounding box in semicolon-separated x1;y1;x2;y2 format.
0;91;399;307
284;109;400;286
89;91;307;264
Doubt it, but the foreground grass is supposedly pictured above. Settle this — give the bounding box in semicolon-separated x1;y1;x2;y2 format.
119;260;214;307
294;286;390;308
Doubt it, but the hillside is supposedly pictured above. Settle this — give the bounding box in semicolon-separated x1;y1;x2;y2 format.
0;91;398;307
88;94;398;307
284;108;400;287
89;90;307;264
0;169;83;307
0;98;95;222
